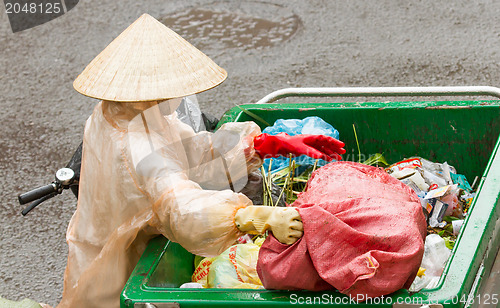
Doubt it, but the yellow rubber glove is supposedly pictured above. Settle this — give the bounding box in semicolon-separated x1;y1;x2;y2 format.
234;206;303;245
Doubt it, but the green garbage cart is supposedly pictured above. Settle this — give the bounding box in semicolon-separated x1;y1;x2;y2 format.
121;87;500;308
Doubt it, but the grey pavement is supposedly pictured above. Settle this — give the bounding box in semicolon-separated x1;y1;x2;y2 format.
1;1;500;306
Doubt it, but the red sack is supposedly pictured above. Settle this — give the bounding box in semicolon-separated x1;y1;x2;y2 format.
257;162;427;300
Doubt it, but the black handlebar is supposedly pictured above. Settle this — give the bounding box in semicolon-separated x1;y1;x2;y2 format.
18;183;58;205
21;192;58;216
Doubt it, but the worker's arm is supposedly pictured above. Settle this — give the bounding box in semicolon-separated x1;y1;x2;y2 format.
175;118;263;191
150;171;252;257
132;142;302;256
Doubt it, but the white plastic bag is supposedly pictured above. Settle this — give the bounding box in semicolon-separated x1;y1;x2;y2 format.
409;234;451;292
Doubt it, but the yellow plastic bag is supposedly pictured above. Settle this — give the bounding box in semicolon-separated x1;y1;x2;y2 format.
207;243;263;289
192;257;215;288
0;297;42;308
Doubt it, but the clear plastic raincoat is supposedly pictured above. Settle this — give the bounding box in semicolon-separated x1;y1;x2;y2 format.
57;98;262;308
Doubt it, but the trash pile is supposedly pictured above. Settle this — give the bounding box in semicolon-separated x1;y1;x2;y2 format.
385;157;476;291
386;157;474;230
182;117;477;296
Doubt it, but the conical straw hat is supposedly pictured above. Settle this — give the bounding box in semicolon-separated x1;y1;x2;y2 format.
73;14;227;102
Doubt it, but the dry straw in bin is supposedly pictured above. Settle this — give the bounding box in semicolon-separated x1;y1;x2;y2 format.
73;13;227;102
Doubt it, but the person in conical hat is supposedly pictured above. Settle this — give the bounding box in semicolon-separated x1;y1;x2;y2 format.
58;13;345;308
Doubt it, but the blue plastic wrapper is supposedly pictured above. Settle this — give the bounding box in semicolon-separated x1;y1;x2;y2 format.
450;173;473;192
261;117;340;174
262;117;340;138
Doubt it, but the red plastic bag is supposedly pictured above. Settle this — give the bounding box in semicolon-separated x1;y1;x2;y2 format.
257;162;427;300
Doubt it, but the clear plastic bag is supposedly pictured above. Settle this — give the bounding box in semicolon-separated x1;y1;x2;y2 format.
175;95;206;133
409;234;451;292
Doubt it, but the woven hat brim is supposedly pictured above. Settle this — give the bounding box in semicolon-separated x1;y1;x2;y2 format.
73;14;227;102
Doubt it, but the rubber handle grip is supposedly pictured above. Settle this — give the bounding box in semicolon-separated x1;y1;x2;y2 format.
18;184;57;205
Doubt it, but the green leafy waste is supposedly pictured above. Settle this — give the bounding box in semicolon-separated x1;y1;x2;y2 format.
261;153;389;206
362;153;389;167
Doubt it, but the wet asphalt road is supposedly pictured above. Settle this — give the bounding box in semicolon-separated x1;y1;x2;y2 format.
1;0;500;306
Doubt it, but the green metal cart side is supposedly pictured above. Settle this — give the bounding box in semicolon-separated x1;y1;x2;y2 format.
122;87;500;308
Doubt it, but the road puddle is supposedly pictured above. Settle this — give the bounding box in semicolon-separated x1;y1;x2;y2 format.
160;2;300;50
